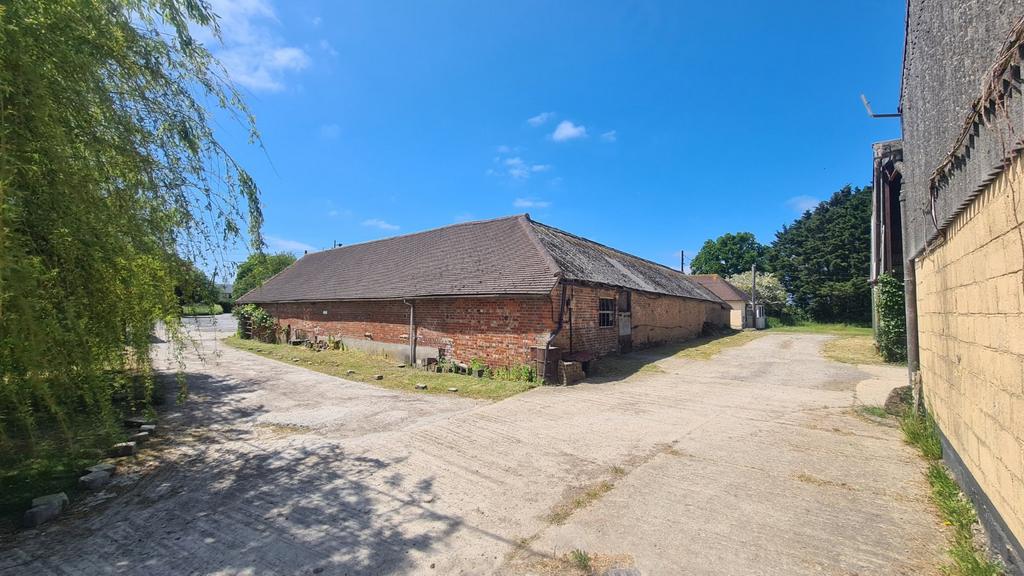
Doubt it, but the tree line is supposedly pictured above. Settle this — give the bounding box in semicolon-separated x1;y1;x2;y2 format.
690;185;872;324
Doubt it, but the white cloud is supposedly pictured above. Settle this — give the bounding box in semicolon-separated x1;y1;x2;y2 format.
531;164;552;173
513;198;551;209
319;39;338;57
320;123;340;139
201;0;310;92
362;218;400;231
551;120;587;142
266;234;315;254
527;112;555;127
311;15;322;26
496;156;552;180
600;130;617;142
786;195;821;213
496;144;513;154
505;157;529;180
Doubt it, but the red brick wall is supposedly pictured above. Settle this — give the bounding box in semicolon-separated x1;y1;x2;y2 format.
549;284;723;354
262;296;556;367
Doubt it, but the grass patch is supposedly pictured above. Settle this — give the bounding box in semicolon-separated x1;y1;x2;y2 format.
767;322;873;336
901;411;1003;575
223;336;537;401
547;480;614;525
0;449;105;529
569;549;592;573
182;303;223;316
588;329;764;379
822;335;891;365
859;405;890;419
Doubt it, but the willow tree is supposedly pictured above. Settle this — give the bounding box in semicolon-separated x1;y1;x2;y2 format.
0;0;263;455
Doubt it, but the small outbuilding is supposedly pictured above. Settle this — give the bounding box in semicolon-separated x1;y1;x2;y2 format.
690;274;750;329
237;214;727;382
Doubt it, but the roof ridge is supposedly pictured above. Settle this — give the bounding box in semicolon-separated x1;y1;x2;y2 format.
518;214;562;279
314;213;529;254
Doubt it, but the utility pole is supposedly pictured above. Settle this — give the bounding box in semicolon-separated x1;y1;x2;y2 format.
680;250;685;273
750;263;758;328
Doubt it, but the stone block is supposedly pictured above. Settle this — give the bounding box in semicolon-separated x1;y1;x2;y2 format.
23;503;61;528
84;463;116;476
139;424;156;434
129;431;150;443
78;470;111;491
123;416;154;428
109;442;136;457
31;492;68;511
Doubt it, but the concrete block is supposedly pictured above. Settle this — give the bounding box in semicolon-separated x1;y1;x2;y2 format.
84;463;116;476
109;442;136;457
31;492;68;511
123;416;154;428
23;503;61;528
139;424;156;434
78;470;111;491
129;431;150;443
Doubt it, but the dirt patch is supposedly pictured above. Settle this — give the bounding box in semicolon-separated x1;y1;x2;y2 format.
795;472;855;491
508;549;637;575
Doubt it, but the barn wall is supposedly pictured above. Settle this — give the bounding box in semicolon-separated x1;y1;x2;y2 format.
915;156;1024;558
549;284;723;355
262;296;556;368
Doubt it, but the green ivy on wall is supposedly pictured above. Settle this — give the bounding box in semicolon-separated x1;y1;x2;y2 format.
876;273;908;363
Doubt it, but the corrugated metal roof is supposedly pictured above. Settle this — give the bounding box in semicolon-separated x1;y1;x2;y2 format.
237;214;723;304
528;221;722;303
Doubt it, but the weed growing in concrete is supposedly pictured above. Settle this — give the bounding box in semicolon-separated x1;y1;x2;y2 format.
569;549;592;573
547;481;614;525
901;411;1003;576
859;405;889;419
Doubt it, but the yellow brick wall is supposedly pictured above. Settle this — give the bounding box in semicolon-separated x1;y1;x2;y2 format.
916;155;1024;546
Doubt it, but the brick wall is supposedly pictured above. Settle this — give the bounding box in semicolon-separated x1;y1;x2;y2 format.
631;291;717;347
549;284;723;354
550;285;620;356
263;296;556;368
915;155;1024;547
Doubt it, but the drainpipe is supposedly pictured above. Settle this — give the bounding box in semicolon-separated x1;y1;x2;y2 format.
403;299;416;366
904;257;921;411
543;282;568;384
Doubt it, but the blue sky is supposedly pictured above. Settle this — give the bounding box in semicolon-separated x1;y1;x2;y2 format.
207;0;905;272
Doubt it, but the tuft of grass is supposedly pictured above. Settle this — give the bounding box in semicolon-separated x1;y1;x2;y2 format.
901;411;943;461
859;405;890;419
547;481;614;525
223;336;536;401
569;549;592;573
901;411;1003;575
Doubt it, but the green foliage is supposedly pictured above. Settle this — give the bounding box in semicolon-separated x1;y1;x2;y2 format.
690;232;769;276
770;185;872;323
182;303;224;316
233;304;277;341
493;364;536;383
569;549;592;573
726;270;786;315
901;410;943;462
0;1;261;456
175;260;219;305
233;252;296;300
875;273;908;363
902;413;1003;575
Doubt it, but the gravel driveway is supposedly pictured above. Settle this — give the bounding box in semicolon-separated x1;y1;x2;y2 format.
1;317;944;575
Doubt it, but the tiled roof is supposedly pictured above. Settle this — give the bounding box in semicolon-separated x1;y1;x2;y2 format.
690;274;750;302
237;215;722;304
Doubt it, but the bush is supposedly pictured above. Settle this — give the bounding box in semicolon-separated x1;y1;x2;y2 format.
218;300;234;314
875;273;907;363
233;304;277;342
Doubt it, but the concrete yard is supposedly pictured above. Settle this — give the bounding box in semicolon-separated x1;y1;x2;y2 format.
0;316;945;575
